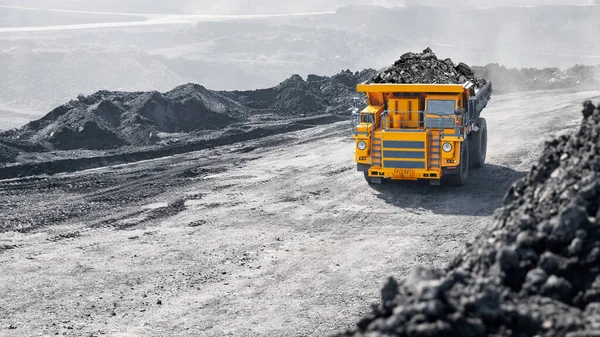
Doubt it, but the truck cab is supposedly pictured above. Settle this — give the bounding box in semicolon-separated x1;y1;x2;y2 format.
352;81;492;186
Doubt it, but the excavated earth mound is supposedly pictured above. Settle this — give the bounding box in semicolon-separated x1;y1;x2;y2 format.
336;102;600;337
473;64;600;94
370;47;488;88
0;69;375;155
0;141;18;163
0;137;44;163
221;69;375;116
5;83;244;151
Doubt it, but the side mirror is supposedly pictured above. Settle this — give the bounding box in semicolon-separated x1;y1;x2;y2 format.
454;109;462;117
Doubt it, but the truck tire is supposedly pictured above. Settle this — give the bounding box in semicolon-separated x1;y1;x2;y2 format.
448;138;469;186
470;118;487;168
363;171;382;184
364;171;373;184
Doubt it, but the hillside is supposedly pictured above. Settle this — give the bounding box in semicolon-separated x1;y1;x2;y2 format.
0;69;375;155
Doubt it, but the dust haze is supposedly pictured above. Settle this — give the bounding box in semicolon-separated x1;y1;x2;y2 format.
0;0;595;13
2;1;600;337
0;0;599;127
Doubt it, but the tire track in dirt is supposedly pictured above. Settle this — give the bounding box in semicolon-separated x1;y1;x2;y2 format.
1;91;598;336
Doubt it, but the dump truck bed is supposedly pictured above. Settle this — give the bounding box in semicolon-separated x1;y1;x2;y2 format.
357;83;468;94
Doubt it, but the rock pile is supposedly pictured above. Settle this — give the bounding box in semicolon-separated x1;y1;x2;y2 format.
0;137;44;163
0;69;375;157
0;141;18;163
336;101;600;336
6;83;244;151
223;69;375;116
370;48;488;88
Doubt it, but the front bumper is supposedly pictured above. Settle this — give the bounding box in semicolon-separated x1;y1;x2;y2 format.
365;167;446;181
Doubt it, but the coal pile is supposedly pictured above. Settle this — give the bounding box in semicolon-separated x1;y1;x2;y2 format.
370;48;488;88
3;84;244;152
0;137;44;163
0;141;18;163
335;102;600;336
222;69;376;116
0;69;375;161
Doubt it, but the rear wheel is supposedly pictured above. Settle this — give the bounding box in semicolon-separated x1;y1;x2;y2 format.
448;138;470;186
470;118;487;168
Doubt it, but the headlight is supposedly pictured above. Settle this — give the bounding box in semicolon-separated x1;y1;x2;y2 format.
442;143;453;152
357;141;367;150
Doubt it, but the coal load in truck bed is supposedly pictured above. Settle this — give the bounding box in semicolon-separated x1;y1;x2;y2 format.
370;48;488;88
335;101;600;337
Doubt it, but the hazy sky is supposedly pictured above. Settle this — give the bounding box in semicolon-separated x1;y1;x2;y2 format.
1;0;599;116
0;0;598;14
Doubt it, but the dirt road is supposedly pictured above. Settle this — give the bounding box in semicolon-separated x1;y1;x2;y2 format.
0;89;597;336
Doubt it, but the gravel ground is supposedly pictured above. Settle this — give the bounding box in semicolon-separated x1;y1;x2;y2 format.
0;89;597;336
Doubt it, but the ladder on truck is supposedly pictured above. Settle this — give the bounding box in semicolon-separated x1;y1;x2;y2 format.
371;137;382;167
428;128;441;170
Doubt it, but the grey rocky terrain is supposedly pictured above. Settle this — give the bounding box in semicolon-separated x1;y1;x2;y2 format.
1;3;600;337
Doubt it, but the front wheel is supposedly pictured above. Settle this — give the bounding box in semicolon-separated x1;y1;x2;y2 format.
364;171;373;184
363;171;382;185
448;138;470;186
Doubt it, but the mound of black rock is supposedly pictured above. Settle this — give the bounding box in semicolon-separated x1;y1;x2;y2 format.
0;141;18;163
370;48;488;88
0;69;377;158
335;101;600;336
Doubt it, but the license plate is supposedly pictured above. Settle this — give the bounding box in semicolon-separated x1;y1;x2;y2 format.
393;168;413;178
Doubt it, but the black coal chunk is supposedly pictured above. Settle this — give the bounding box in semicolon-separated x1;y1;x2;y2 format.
369;48;488;88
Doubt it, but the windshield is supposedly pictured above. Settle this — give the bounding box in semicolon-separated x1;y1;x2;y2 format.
427;100;456;115
360;113;374;123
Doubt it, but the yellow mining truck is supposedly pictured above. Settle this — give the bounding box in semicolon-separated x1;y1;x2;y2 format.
352;81;492;186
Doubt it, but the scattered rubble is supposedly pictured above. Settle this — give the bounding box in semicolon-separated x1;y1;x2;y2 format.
369;48;488;88
336;101;600;337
